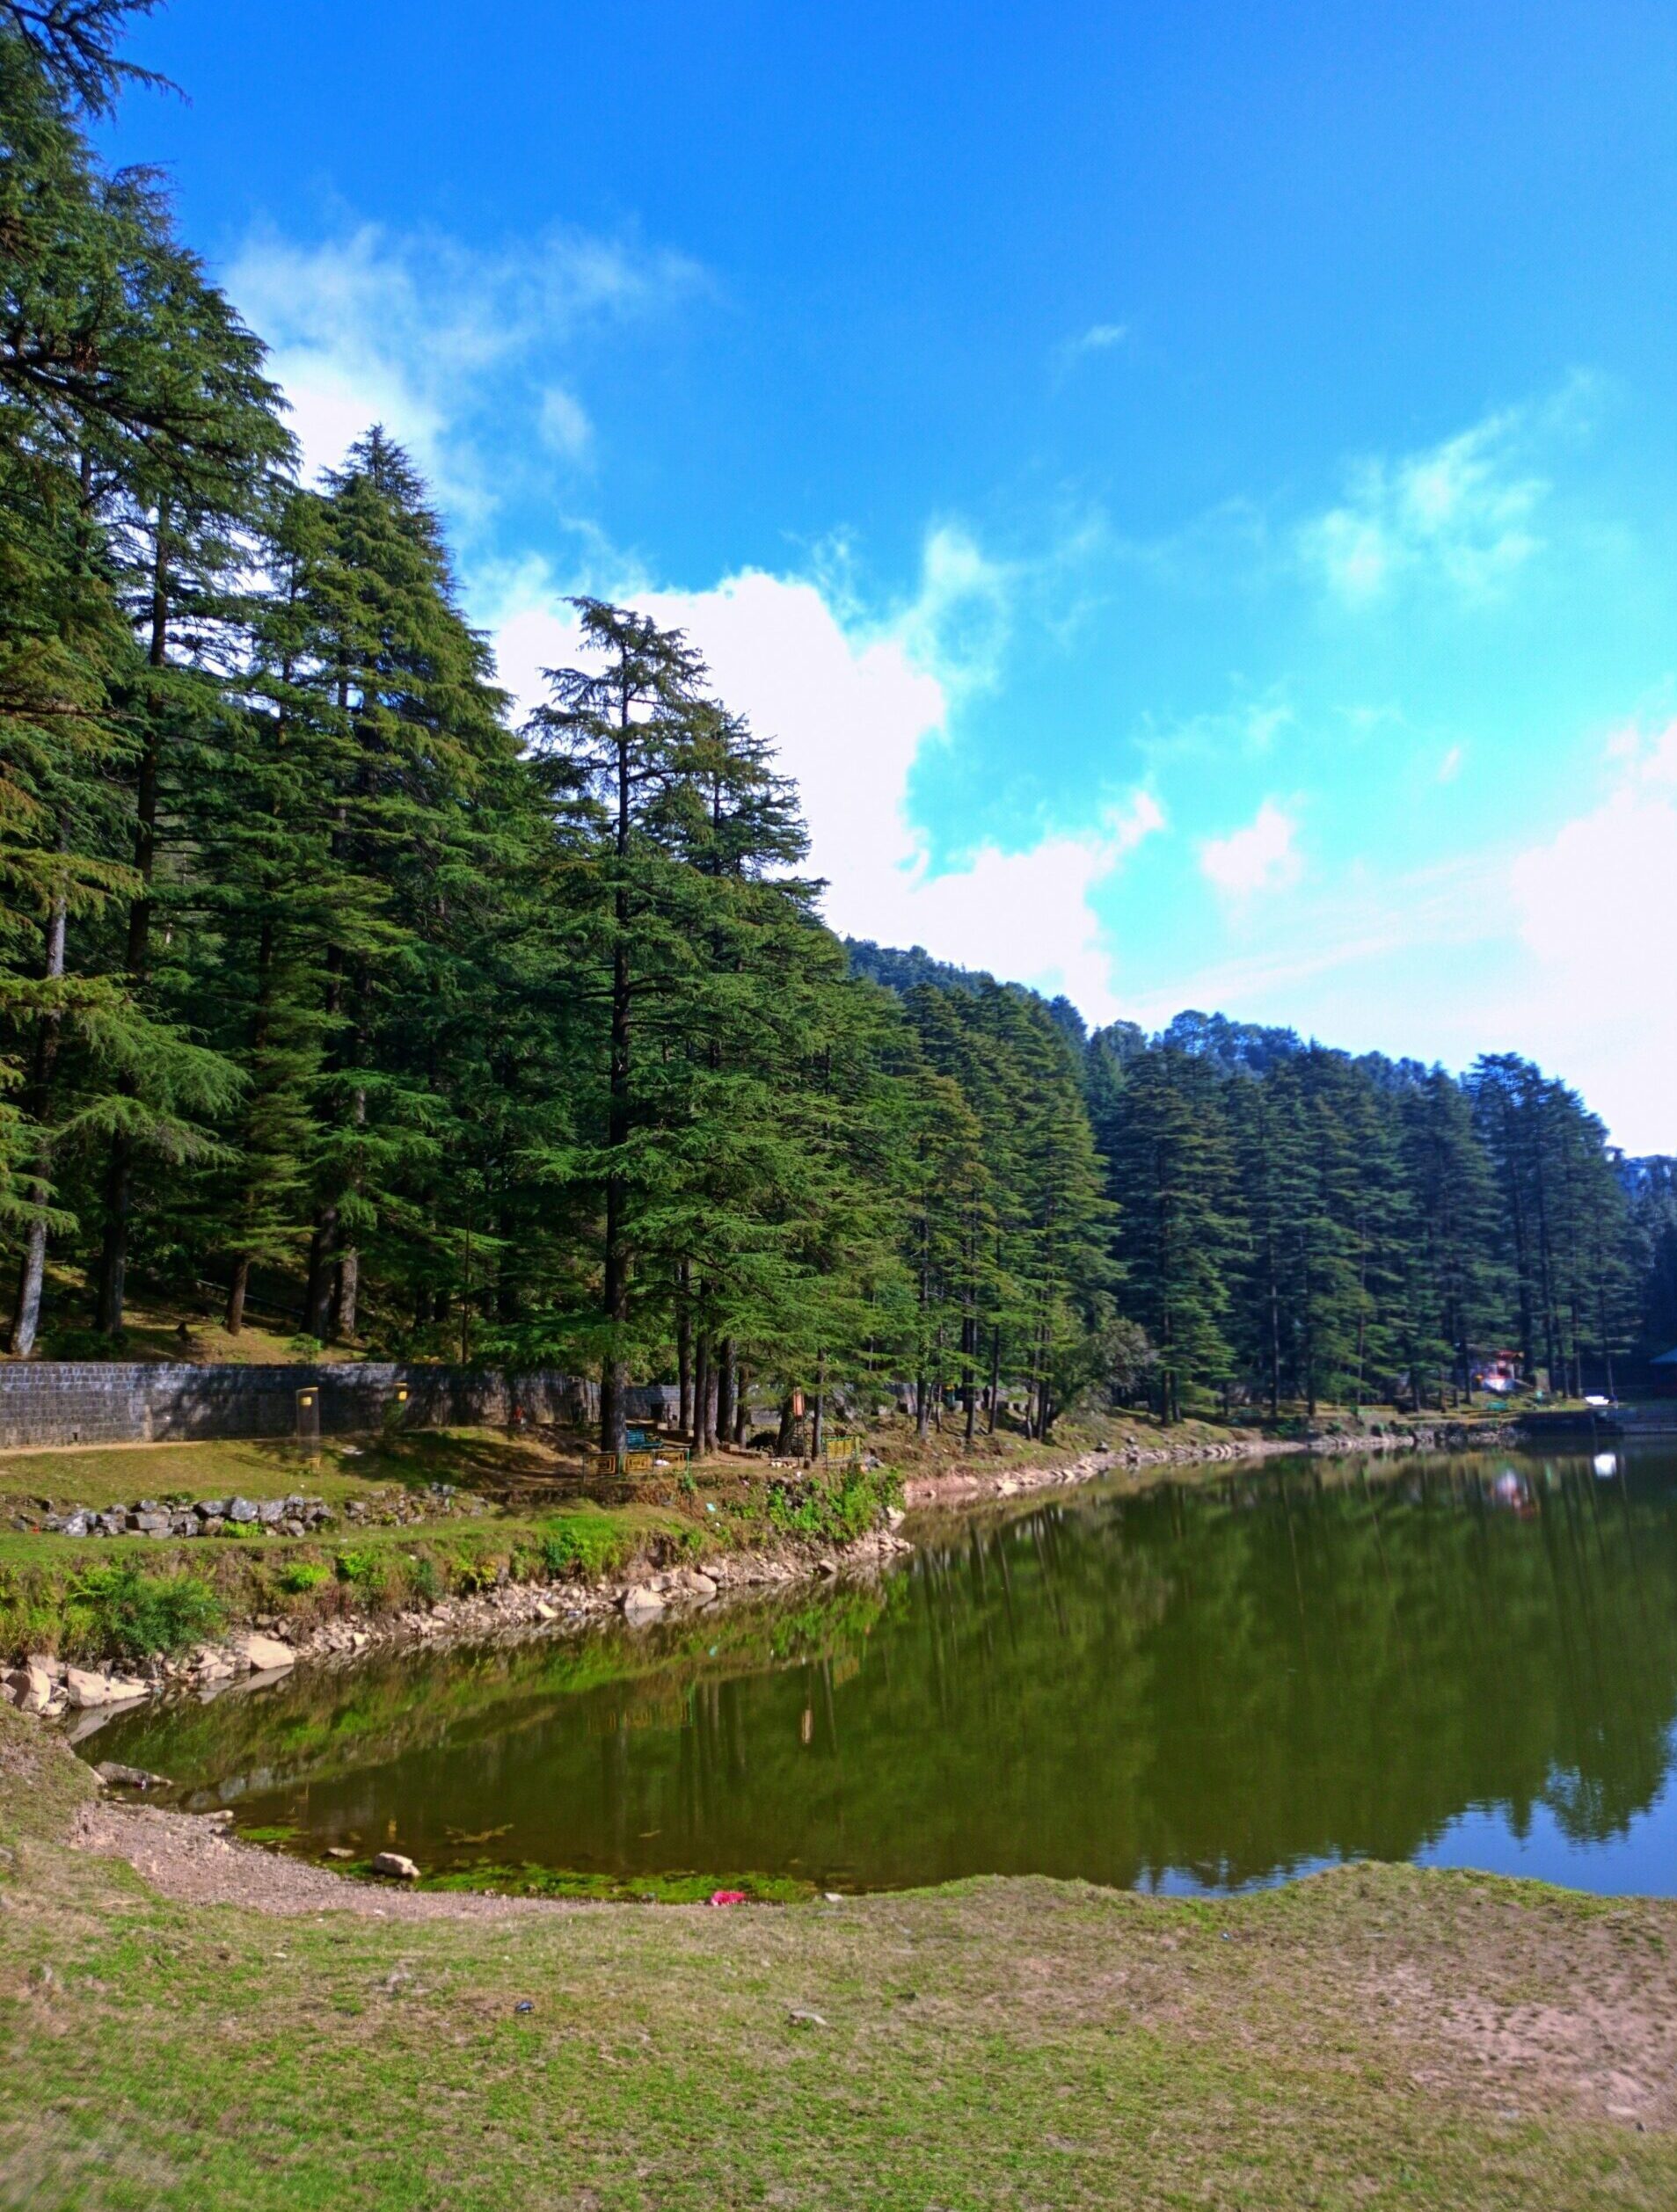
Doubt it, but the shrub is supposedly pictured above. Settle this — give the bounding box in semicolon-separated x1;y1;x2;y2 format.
334;1546;390;1597
277;1561;332;1595
539;1512;633;1582
767;1466;897;1546
407;1554;441;1603
69;1564;222;1662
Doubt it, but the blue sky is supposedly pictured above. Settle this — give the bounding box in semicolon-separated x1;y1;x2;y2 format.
107;1;1677;1146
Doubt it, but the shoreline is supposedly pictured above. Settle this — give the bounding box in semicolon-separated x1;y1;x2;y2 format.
899;1418;1522;1510
14;1418;1522;1728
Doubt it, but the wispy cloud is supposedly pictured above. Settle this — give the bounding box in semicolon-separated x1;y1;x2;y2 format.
1054;320;1131;379
230;218;701;519
1297;398;1574;608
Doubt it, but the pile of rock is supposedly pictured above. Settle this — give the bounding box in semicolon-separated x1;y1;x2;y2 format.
27;1494;333;1539
2;1626;302;1718
4;1653;149;1715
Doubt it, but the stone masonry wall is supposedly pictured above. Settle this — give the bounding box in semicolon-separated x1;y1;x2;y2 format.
0;1363;594;1452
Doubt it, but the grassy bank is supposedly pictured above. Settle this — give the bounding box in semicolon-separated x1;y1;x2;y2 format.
1;1432;900;1665
0;1707;1672;2209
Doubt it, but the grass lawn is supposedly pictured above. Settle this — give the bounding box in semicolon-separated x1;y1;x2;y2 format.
0;1707;1673;2210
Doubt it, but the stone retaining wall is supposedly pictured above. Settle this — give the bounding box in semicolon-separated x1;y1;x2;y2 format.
0;1362;599;1451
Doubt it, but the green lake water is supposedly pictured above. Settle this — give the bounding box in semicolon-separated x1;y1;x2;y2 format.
84;1447;1677;1896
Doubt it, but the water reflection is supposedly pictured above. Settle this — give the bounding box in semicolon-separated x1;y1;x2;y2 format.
88;1449;1677;1896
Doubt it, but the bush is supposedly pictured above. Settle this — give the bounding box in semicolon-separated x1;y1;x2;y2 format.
277;1561;331;1595
767;1466;897;1547
334;1546;390;1597
539;1512;633;1582
407;1554;441;1603
69;1563;222;1662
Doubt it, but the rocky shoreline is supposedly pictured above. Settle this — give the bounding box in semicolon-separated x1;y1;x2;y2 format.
900;1421;1522;1510
9;1522;915;1730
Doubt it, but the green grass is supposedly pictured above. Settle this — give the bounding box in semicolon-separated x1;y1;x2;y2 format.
0;1706;1673;2209
0;1428;564;1513
0;1444;900;1664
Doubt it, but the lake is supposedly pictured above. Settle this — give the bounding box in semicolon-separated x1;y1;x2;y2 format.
84;1446;1677;1897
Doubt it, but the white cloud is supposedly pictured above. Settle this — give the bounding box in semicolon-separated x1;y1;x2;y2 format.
538;385;592;460
1066;321;1128;356
1299;405;1549;607
480;541;1162;1017
1498;723;1677;1151
230;219;697;511
1199;801;1302;898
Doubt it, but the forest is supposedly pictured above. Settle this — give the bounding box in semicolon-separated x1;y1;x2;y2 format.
4;2;1675;1447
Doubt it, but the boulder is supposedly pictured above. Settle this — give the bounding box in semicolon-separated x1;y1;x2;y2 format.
371;1851;420;1881
8;1661;53;1715
257;1500;286;1526
227;1497;259;1524
683;1570;718;1601
237;1632;296;1674
129;1512;171;1536
620;1585;666;1624
63;1667;147;1708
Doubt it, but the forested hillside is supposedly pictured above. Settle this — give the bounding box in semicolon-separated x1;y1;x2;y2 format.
2;3;1673;1445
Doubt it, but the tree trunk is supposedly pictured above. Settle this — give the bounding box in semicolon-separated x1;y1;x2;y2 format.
304;1207;339;1340
716;1338;735;1449
692;1333;710;1449
812;1353;826;1460
10;869;69;1357
986;1328;1001;1434
701;1358;719;1453
332;1247;360;1342
95;502;170;1335
676;1260;693;1436
224;1255;252;1337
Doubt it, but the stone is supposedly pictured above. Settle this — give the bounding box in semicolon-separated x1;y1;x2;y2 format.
8;1661;52;1715
195;1499;227;1519
257;1501;286;1525
620;1584;666;1624
237;1632;296;1674
371;1851;420;1881
96;1513;126;1536
227;1496;259;1524
130;1512;171;1536
170;1515;198;1537
684;1570;718;1601
63;1666;145;1708
95;1762;165;1790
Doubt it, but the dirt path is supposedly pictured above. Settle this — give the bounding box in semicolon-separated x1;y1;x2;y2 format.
73;1797;584;1919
